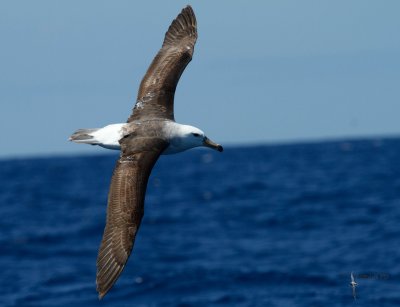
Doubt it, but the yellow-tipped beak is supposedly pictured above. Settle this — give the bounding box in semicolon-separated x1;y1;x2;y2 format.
203;137;223;152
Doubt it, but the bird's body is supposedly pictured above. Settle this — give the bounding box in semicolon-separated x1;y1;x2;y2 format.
69;120;213;154
69;6;222;299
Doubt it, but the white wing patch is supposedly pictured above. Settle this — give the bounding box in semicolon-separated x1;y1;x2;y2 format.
135;101;144;110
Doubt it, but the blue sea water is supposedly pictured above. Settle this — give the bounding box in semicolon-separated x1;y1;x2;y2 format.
1;138;400;306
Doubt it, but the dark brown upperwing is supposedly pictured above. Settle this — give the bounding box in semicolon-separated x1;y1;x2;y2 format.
96;136;168;299
127;6;197;122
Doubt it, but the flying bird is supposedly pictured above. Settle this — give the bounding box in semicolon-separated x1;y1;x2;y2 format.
69;6;223;299
350;272;358;300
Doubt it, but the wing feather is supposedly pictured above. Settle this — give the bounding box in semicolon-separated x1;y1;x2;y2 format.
96;137;168;299
127;6;197;122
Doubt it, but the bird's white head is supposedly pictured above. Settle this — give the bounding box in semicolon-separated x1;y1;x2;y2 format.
165;123;223;154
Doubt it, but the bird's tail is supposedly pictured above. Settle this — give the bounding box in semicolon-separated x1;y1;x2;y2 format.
69;128;100;145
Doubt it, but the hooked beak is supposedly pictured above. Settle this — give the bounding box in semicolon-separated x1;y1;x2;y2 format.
203;137;223;152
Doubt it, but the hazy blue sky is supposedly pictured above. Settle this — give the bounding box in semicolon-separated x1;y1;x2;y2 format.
1;1;400;158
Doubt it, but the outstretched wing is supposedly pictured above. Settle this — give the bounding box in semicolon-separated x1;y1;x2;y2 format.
127;5;197;122
96;136;168;299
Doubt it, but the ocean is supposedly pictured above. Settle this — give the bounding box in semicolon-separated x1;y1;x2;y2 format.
1;138;400;306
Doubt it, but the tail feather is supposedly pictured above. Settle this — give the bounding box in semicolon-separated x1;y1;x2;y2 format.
69;128;99;145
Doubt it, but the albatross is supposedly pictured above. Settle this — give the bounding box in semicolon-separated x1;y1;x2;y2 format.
69;6;223;299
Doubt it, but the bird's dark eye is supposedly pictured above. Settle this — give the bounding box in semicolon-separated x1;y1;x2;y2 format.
192;133;200;137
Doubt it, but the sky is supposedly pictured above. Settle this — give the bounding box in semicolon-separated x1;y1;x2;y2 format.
1;1;400;158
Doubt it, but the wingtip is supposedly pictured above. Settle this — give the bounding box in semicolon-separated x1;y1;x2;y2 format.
183;4;194;12
97;284;104;300
181;5;196;21
162;4;197;49
96;277;115;300
97;286;108;300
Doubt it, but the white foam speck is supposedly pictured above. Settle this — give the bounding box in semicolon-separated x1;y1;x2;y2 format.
202;153;213;164
135;277;143;284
